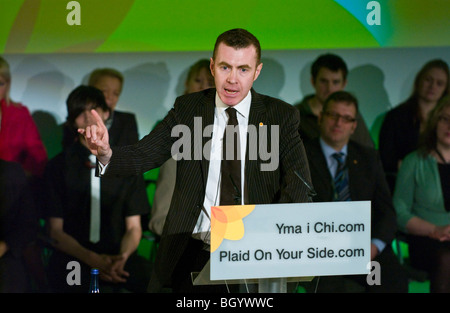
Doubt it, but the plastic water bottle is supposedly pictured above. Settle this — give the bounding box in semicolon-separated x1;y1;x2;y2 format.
89;268;100;293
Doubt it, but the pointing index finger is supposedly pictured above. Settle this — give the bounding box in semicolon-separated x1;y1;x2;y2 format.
91;109;105;128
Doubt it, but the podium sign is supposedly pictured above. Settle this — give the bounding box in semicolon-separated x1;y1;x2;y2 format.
210;201;371;281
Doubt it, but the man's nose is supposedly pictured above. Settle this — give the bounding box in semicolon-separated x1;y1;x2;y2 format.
227;69;237;83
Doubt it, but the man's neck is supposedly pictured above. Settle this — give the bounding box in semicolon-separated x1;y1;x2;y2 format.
321;137;347;153
216;90;252;116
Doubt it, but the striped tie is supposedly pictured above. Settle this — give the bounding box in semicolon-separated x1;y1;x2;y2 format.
332;152;351;201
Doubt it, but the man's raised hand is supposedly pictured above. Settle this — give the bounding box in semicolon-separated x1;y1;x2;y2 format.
78;109;112;165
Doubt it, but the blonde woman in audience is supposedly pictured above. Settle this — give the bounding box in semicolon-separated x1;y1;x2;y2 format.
0;56;47;177
88;68;139;146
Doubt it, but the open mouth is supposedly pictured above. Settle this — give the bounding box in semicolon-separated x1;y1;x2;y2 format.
225;88;238;95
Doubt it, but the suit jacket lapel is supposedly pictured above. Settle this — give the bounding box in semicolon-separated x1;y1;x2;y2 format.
199;89;216;191
308;139;334;201
244;90;266;204
346;142;360;200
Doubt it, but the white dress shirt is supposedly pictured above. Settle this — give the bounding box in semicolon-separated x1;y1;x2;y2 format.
192;91;251;244
99;91;252;245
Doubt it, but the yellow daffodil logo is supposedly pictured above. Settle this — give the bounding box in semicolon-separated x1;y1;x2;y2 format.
210;205;256;253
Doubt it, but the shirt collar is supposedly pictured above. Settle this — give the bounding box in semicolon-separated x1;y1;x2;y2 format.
319;138;348;166
215;91;251;120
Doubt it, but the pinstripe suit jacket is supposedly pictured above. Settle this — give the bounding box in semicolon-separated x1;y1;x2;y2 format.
105;88;312;291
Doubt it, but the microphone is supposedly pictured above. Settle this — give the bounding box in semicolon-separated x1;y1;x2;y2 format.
294;170;316;200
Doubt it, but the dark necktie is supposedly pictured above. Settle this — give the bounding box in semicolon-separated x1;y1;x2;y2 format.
332;152;351;201
220;107;241;205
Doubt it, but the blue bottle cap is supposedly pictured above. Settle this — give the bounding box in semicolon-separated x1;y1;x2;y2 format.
91;268;99;274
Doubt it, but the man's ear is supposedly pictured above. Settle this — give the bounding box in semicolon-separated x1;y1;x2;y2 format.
253;62;263;81
350;120;357;135
310;76;315;88
210;58;215;77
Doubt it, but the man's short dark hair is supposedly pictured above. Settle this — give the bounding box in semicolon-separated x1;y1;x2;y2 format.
213;28;261;64
66;85;110;128
311;54;348;82
323;91;359;114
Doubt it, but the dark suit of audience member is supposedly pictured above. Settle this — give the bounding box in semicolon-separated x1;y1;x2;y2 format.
107;110;139;147
0;160;39;292
44;86;151;293
303;91;408;293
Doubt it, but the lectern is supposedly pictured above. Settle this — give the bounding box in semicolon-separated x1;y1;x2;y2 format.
192;260;313;293
197;202;371;293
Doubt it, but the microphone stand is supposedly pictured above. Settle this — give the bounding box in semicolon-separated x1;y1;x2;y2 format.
294;170;316;202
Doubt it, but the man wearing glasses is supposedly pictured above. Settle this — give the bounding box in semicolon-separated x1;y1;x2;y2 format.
302;91;408;293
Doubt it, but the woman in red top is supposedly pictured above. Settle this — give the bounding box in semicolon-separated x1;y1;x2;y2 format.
0;56;47;177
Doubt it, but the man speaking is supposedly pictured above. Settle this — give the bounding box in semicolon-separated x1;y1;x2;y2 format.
79;28;312;293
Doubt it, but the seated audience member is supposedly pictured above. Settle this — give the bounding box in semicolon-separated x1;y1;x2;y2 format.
62;68;139;148
88;68;139;146
0;160;39;292
89;67;154;229
0;56;48;219
379;59;449;192
303;91;408;293
0;56;48;177
88;68;151;230
393;95;450;293
149;59;214;237
43;86;151;293
295;53;373;148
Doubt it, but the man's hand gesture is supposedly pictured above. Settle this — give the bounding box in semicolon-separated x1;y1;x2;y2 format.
78;109;112;165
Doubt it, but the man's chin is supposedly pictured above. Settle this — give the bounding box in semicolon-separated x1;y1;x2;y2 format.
220;94;241;106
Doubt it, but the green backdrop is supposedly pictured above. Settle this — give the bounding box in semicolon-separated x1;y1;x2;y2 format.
1;0;449;54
